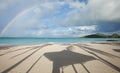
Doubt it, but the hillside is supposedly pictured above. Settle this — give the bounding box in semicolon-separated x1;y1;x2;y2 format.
82;33;120;38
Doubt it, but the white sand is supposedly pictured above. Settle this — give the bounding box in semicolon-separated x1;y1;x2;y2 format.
0;43;120;73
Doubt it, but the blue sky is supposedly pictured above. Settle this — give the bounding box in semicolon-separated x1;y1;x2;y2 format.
0;0;120;37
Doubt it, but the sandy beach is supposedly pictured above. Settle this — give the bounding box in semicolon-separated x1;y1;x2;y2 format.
0;42;120;73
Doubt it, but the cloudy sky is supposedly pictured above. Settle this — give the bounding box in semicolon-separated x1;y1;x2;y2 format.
0;0;120;37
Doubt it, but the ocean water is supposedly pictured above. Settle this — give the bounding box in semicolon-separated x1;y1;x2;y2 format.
0;37;120;45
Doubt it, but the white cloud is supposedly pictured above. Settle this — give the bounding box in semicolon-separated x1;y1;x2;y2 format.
77;25;96;31
89;0;120;21
69;1;86;9
1;0;120;37
61;0;120;26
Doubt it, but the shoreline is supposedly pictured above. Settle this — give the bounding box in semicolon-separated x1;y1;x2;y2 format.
0;41;120;46
0;38;120;46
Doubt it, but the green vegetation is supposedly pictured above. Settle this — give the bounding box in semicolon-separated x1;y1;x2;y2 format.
82;33;120;38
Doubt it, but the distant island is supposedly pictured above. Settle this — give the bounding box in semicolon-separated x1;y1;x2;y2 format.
82;33;120;38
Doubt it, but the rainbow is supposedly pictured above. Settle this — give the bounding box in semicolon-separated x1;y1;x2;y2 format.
0;5;37;35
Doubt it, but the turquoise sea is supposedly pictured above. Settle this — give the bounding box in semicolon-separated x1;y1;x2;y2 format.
0;37;120;45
